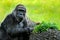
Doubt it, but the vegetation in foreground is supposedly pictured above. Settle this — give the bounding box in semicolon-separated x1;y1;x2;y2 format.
33;21;58;33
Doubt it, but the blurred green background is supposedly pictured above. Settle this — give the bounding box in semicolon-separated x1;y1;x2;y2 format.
0;0;60;29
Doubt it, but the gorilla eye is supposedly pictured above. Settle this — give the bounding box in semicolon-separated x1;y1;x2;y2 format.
18;9;24;12
17;9;26;12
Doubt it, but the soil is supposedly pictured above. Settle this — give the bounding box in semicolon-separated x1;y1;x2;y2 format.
29;29;60;40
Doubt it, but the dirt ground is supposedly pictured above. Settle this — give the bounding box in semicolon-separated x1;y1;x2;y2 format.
29;29;60;40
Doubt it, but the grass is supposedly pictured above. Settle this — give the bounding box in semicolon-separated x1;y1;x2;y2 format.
0;0;60;29
33;21;58;33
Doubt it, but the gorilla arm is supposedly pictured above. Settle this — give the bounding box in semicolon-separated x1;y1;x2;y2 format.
26;17;40;28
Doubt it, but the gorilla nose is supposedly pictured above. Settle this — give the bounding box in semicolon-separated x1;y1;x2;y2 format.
17;15;23;18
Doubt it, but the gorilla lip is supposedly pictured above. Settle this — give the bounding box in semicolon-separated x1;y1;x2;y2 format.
17;17;23;22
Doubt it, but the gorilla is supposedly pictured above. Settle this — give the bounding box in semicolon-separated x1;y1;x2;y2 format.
0;4;39;40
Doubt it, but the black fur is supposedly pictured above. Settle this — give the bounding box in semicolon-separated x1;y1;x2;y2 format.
0;4;34;40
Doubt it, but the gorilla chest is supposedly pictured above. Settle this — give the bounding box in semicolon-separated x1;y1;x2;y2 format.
7;22;24;33
13;22;24;28
7;23;25;37
9;22;24;28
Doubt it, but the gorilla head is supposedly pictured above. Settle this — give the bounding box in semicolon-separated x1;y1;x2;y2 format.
13;4;26;22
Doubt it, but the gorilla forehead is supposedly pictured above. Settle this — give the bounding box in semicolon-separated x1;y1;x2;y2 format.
17;4;24;7
16;4;26;11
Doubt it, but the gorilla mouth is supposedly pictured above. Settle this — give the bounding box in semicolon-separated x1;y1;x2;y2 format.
19;17;23;21
17;17;23;22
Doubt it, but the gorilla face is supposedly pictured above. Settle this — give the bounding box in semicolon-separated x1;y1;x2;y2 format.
14;4;26;22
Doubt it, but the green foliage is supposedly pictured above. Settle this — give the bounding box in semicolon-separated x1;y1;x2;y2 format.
33;21;58;33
